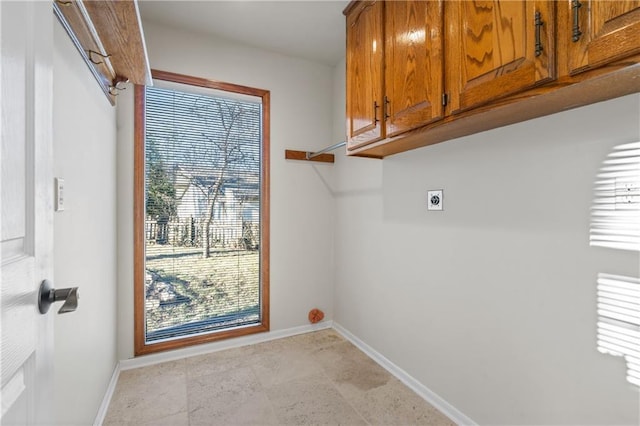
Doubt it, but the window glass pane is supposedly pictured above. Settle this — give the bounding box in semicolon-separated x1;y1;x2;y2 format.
143;84;262;343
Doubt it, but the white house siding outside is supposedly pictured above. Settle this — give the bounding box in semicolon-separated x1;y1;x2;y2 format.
146;172;259;251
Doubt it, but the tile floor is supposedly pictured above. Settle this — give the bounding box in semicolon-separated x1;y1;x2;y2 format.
103;329;455;425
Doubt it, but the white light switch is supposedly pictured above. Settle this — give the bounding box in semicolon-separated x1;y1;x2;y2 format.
55;178;64;212
427;189;443;211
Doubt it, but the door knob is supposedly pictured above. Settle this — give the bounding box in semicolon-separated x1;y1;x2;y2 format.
38;279;79;314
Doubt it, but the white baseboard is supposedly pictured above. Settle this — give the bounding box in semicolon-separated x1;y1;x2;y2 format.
93;362;121;426
332;322;477;426
119;320;333;370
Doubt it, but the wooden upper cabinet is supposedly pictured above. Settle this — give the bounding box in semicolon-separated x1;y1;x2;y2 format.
384;1;444;139
344;1;639;158
566;0;640;75
446;1;555;114
345;1;385;150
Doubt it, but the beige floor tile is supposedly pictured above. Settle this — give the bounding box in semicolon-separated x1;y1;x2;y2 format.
246;330;343;388
103;410;189;426
251;346;324;388
313;340;392;398
251;328;344;355
266;373;367;425
349;377;456;426
276;328;345;352
141;410;190;426
186;345;260;378
105;331;456;426
103;360;187;425
188;365;278;425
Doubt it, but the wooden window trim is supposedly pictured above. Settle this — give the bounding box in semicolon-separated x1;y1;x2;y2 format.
134;69;270;356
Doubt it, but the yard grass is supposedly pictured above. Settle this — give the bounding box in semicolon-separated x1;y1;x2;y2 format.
144;243;259;334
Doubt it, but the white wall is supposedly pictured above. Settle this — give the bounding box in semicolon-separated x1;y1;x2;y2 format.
52;18;118;425
112;17;640;424
116;21;336;359
332;73;640;425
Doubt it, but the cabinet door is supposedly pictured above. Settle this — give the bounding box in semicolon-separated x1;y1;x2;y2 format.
446;1;555;114
384;1;444;138
567;0;640;74
346;0;384;150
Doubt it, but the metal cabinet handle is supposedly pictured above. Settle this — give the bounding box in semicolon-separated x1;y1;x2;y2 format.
374;100;380;123
571;0;583;42
38;280;79;314
384;96;390;120
535;11;544;57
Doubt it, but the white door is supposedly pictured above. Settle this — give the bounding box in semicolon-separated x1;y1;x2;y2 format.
1;1;54;425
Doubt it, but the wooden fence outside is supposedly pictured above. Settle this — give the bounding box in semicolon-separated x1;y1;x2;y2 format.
146;217;259;250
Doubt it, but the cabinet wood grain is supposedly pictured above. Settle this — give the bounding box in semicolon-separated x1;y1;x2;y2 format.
446;0;555;113
384;1;444;138
565;0;640;75
345;1;385;150
344;0;640;159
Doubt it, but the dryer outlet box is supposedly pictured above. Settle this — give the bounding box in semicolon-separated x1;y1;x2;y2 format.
427;190;443;211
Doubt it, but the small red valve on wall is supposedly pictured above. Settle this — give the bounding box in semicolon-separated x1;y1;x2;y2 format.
308;308;324;324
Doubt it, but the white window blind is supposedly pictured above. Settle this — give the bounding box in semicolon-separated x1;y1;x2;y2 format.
143;84;263;343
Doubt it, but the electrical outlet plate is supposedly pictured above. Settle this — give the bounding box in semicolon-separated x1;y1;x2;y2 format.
427;190;443;211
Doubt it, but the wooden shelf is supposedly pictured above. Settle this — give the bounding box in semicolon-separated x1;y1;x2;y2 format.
53;0;151;105
285;150;335;163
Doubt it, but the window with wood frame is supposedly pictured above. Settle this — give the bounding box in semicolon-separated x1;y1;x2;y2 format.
134;70;270;355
